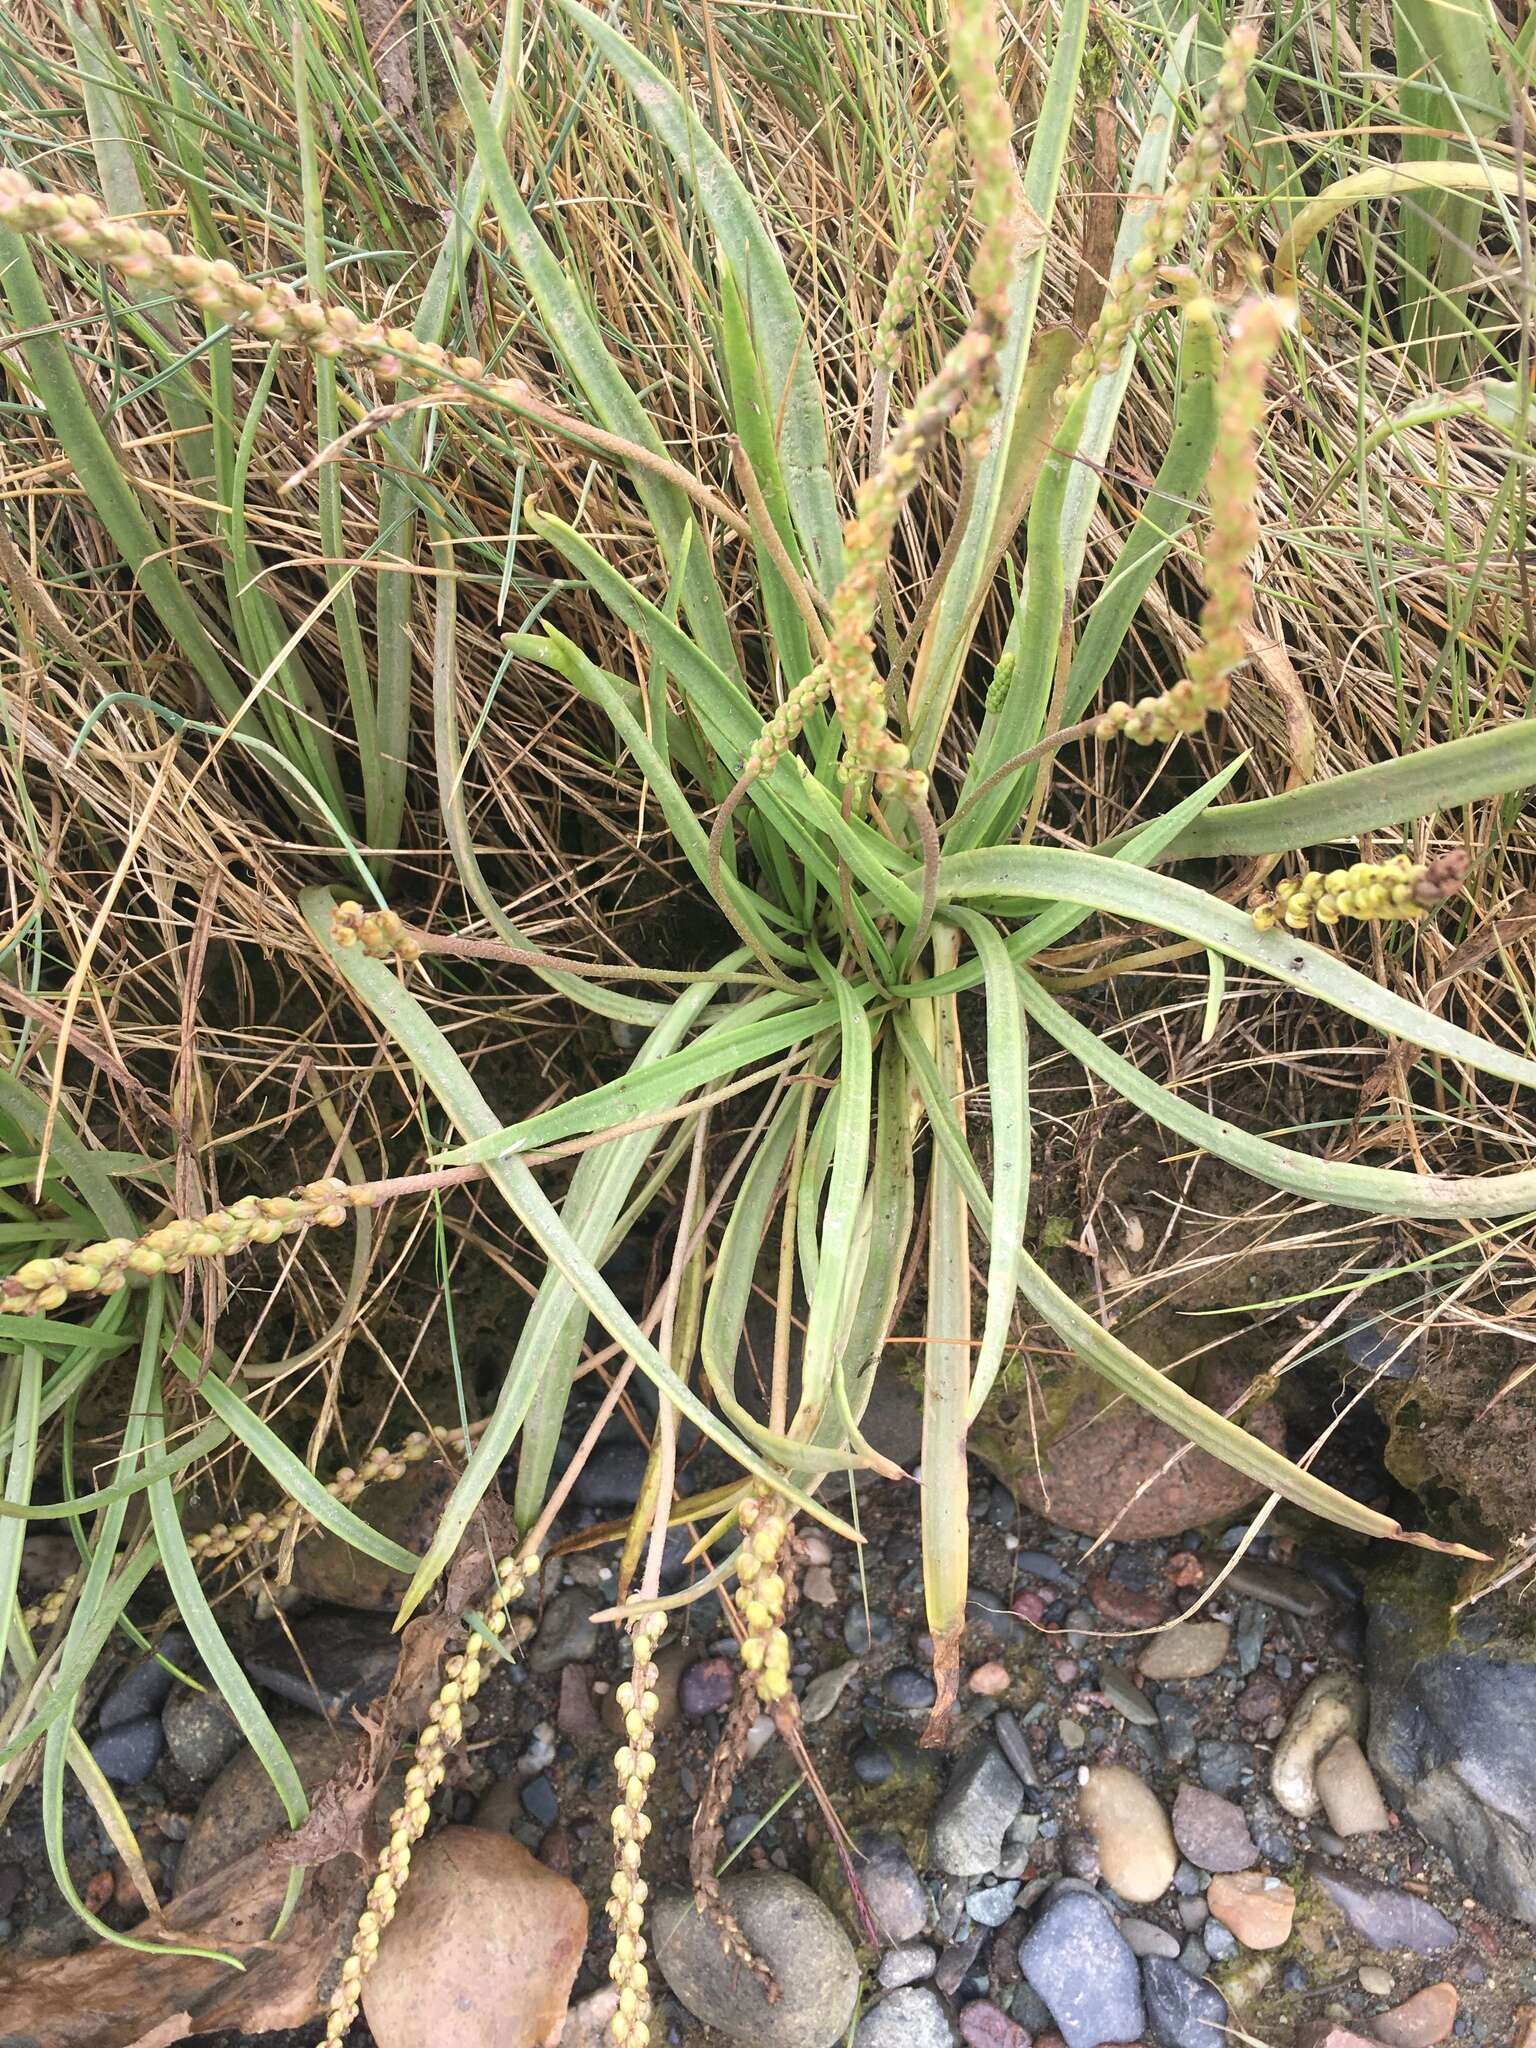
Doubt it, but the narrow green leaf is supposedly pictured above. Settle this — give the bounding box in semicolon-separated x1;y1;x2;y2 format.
549;0;842;589
939;846;1536;1094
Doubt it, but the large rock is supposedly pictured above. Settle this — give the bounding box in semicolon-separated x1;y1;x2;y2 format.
293;1458;449;1609
986;1361;1287;1541
362;1827;585;2048
1366;1573;1536;1923
176;1717;379;1894
654;1870;859;2048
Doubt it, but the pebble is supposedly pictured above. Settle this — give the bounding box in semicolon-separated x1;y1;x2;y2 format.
1201;1921;1237;1962
1294;2029;1383;2048
1234;1602;1267;1676
654;1872;859;2048
992;1711;1040;1790
1171;1784;1257;1873
529;1590;599;1675
1088;1574;1170;1629
88;1712;164;1785
966;1880;1020;1927
958;1998;1030;2048
556;1664;598;1738
360;1827;585;2048
1374;1984;1460;2048
1195;1742;1251;1799
1271;1673;1366;1818
520;1774;558;1828
802;1660;862;1725
855;1831;930;1943
1205;1873;1295;1950
1101;1667;1159;1726
571;1440;648;1507
1140;1953;1230;2048
1058;1715;1087;1753
855;1987;958;2048
1019;1889;1145;2048
802;1565;837;1607
845;1610;895;1656
1155;1696;1197;1767
162;1691;238;1790
1309;1861;1457;1953
1078;1765;1177;1904
1224;1560;1330;1617
930;1743;1026;1876
1359;1967;1395;1995
1016;1551;1075;1588
1314;1735;1390;1836
244;1606;399;1716
935;1926;985;1996
176;1718;383;1894
1236;1675;1286;1724
969;1662;1012;1698
98;1632;188;1729
1138;1624;1230;1683
680;1656;736;1718
885;1666;939;1713
1120;1917;1181;1960
852;1741;897;1787
878;1943;937;1989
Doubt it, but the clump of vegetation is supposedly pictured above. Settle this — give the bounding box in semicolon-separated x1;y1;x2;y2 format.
1;0;1534;2024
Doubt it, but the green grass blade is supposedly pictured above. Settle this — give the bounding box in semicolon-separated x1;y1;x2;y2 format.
938;845;1536;1094
1142;719;1536;860
946;912;1028;1423
453;36;739;676
549;0;842;591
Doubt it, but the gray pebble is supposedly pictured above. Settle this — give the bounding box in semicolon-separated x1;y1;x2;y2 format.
1201;1919;1237;1962
162;1686;243;1783
1019;1890;1144;2048
855;1986;958;2048
1120;1917;1181;1960
1234;1602;1267;1677
571;1440;648;1507
520;1773;558;1827
852;1740;896;1788
845;1610;895;1656
992;1710;1040;1790
1154;1695;1197;1768
877;1943;937;1989
99;1631;189;1729
1195;1741;1251;1798
1141;1953;1229;2047
1224;1560;1329;1618
529;1588;599;1675
90;1712;164;1785
884;1666;938;1713
1101;1666;1159;1727
855;1831;930;1944
930;1743;1026;1877
1015;1551;1075;1588
680;1656;736;1718
966;1880;1020;1927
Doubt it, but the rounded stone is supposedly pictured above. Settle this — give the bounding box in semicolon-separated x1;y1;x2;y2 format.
1206;1872;1296;1950
855;1986;959;2048
1271;1673;1366;1819
1373;1982;1459;2048
999;1362;1287;1541
176;1717;390;1894
1314;1736;1390;1837
1138;1624;1231;1683
361;1827;585;2048
162;1686;244;1783
1171;1784;1258;1874
654;1870;859;2048
1078;1764;1177;1904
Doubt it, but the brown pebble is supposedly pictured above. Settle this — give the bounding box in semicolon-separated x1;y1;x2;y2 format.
556;1663;598;1738
1294;2028;1382;2048
1087;1573;1170;1629
1373;1983;1459;2048
1513;2006;1536;2048
1236;1673;1286;1723
1206;1871;1296;1949
958;1998;1030;2048
968;1661;1011;1697
678;1655;736;1718
538;1824;575;1878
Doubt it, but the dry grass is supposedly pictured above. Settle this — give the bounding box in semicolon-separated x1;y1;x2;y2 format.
1;0;1533;1601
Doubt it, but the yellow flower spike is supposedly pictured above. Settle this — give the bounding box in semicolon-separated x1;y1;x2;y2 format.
322;1547;540;2041
1251;851;1469;933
